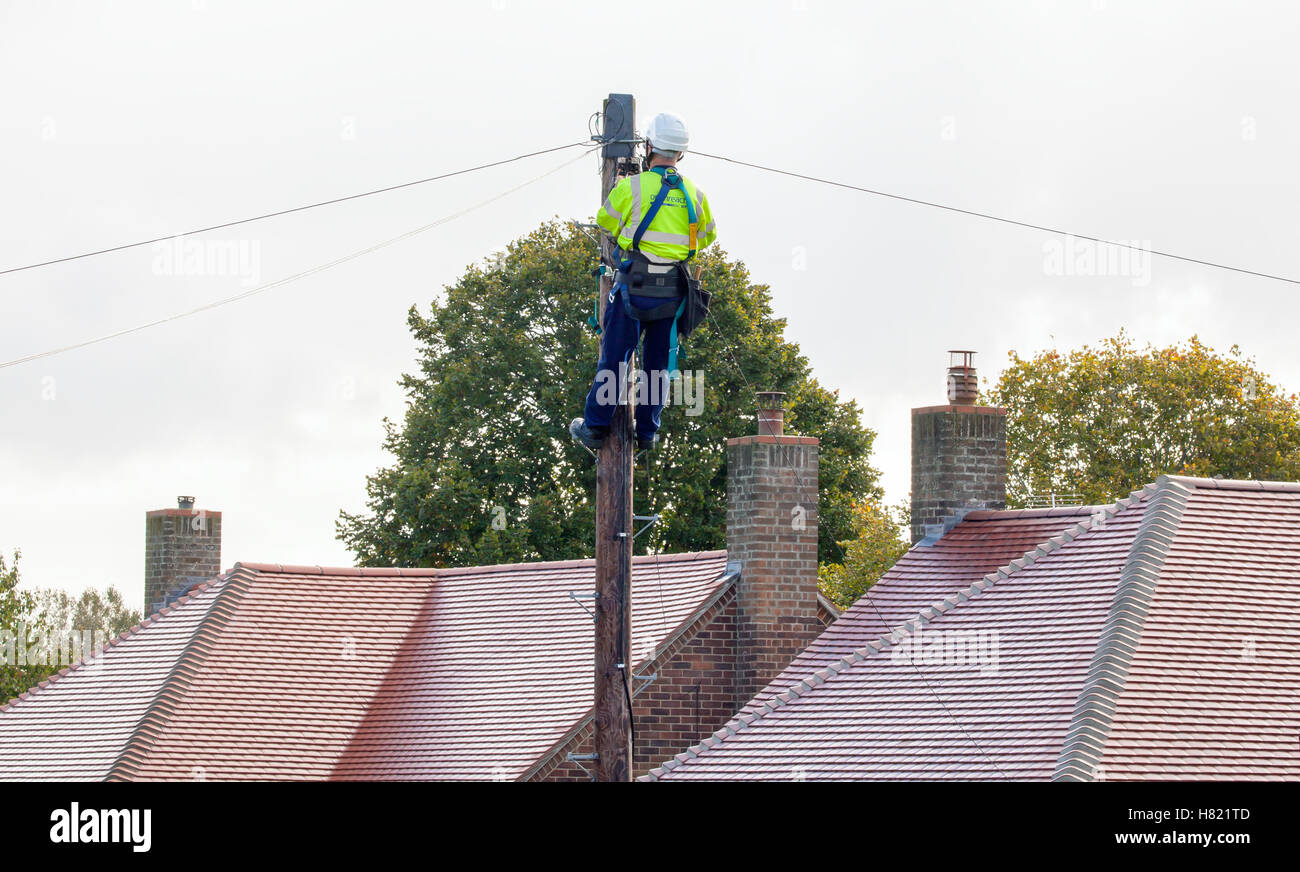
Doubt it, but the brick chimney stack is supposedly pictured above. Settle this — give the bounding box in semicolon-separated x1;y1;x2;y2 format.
911;351;1007;543
727;392;821;703
145;496;222;613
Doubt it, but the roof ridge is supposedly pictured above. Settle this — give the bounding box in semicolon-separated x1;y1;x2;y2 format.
105;567;256;781
1161;474;1300;492
962;504;1104;520
641;481;1161;781
235;549;729;579
1053;475;1193;782
0;572;231;715
232;561;442;577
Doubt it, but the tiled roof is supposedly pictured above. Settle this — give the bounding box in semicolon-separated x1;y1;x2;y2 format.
0;579;227;781
746;504;1101;709
646;476;1300;781
0;551;730;781
1092;480;1300;780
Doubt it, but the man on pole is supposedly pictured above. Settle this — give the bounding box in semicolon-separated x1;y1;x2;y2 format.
570;112;718;452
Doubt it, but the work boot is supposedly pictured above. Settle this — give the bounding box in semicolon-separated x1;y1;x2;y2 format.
570;418;606;450
637;434;657;452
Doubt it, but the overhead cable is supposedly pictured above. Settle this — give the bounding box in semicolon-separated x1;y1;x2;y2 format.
692;149;1300;287
0;147;596;370
0;142;591;277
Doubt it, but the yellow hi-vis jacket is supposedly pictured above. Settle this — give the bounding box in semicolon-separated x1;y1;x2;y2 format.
596;170;717;263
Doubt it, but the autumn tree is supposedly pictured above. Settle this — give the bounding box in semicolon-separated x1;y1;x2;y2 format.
818;499;911;610
338;221;883;567
985;331;1300;505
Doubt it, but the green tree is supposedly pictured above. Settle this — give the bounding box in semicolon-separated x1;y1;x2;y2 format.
338;220;882;567
34;587;140;647
818;500;911;610
2;550;144;705
984;331;1300;505
0;551;52;705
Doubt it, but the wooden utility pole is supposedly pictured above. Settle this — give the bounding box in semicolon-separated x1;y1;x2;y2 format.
593;93;635;782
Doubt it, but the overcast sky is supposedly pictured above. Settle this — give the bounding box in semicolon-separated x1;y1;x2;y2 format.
2;0;1297;611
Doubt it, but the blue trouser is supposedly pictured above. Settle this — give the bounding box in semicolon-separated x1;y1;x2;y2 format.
583;290;683;440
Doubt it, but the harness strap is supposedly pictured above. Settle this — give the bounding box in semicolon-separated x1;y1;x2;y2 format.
618;286;686;380
632;168;697;262
631;170;674;253
680;175;698;262
666;297;686;378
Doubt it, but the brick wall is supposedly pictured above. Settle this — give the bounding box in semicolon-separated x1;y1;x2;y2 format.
533;587;740;781
910;405;1006;543
726;435;822;706
144;508;222;613
632;590;739;773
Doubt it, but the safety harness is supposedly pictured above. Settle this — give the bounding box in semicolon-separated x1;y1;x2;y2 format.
589;167;698;374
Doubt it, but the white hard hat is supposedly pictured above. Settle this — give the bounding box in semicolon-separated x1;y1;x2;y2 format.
644;112;689;155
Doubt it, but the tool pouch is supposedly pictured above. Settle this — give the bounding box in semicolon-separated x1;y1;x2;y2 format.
674;264;710;339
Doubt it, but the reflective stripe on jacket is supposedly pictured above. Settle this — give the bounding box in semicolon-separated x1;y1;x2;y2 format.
596;170;717;262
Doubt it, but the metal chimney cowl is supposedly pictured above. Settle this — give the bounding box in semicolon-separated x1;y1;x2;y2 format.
946;350;979;404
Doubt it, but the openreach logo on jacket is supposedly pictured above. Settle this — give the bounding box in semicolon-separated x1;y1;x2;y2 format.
49;803;151;853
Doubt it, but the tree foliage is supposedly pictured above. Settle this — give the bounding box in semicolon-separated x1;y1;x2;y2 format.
984;331;1300;505
1;549;144;705
34;587;140;645
338;220;882;567
0;550;45;704
818;500;911;610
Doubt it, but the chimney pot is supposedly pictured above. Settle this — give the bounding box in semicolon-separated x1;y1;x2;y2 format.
946;350;979;404
756;391;786;436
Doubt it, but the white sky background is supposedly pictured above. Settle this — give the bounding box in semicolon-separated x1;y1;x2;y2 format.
1;0;1297;611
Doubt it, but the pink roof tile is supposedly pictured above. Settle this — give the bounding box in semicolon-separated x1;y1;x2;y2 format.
1095;482;1300;781
331;552;729;781
745;505;1101;709
649;476;1300;781
0;551;730;781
